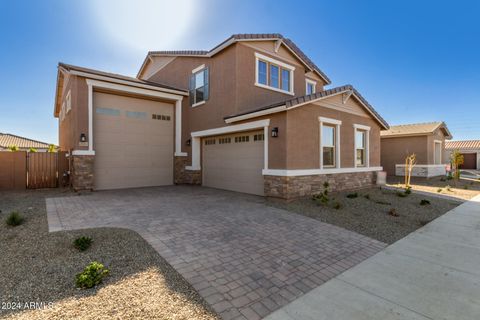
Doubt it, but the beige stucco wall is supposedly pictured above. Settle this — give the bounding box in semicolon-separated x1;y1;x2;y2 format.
381;136;429;176
285;95;381;169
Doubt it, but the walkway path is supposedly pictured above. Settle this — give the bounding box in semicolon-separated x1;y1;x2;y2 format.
266;194;480;320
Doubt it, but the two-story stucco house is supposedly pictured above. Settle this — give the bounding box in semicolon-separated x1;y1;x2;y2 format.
54;33;389;199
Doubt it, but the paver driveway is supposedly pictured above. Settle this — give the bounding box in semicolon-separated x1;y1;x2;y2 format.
46;186;386;320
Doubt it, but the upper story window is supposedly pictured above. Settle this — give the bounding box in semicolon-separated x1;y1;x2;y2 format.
189;65;209;107
255;52;294;95
306;79;316;95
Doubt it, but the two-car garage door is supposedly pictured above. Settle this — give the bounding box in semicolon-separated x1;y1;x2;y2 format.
202;130;265;196
93;92;174;190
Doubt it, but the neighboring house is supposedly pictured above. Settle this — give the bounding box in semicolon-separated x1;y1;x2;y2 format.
380;122;452;177
445;140;480;170
0;133;51;152
54;33;389;199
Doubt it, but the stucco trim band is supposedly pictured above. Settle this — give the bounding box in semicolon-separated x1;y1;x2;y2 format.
263;166;383;177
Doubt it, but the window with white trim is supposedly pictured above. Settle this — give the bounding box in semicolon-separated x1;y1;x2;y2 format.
189;66;209;106
354;124;370;167
322;125;336;167
355;130;366;166
255;53;294;94
306;79;316;95
319;117;341;169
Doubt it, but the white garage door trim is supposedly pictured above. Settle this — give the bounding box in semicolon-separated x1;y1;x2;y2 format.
186;119;270;171
80;79;186;157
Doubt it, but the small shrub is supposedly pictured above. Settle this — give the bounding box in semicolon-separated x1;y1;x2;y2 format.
364;194;370;200
388;208;399;217
346;192;358;199
405;187;412;195
75;261;109;289
437;188;443;193
333;202;342;210
420;199;431;206
396;192;408;198
74;236;93;251
323;181;329;189
5;211;24;226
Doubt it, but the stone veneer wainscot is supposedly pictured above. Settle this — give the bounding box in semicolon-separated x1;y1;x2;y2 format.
264;171;376;200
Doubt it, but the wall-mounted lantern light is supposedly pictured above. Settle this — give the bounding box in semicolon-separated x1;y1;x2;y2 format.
80;133;87;142
271;127;279;138
186;139;191;146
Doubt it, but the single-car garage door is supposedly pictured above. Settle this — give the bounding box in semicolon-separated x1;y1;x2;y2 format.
93;92;174;190
460;153;477;169
202;130;265;196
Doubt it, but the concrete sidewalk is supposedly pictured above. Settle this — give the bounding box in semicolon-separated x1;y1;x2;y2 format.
266;195;480;320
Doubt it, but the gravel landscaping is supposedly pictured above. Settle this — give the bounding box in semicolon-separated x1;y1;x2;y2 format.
0;189;218;320
267;186;460;244
387;176;480;200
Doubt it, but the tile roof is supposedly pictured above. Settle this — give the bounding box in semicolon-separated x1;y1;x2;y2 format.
59;63;188;92
381;122;452;138
224;85;389;129
0;133;51;149
445;140;480;150
145;33;331;84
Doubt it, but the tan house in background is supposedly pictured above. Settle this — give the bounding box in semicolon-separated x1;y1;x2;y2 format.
381;122;452;177
445;140;480;170
54;33;389;199
0;133;51;152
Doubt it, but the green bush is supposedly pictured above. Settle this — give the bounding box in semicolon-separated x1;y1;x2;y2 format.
420;199;431;206
6;211;24;226
346;192;358;199
75;262;109;289
333;202;342;210
405;187;412;195
73;236;93;251
437;188;443;193
396;192;408;198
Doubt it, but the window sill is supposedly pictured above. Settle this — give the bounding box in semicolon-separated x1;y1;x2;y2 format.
192;101;206;108
254;83;294;96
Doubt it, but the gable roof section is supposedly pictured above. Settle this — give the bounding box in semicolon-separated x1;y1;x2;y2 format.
224;85;389;130
138;33;331;84
54;63;188;117
445;140;480;150
381;122;452;139
0;133;51;149
59;63;187;92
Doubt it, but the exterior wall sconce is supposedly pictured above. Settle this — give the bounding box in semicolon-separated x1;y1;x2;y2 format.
186;139;191;146
80;133;87;142
271;127;279;138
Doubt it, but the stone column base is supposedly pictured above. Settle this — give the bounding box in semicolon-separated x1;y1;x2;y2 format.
264;171;376;200
71;155;94;191
174;156;201;185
